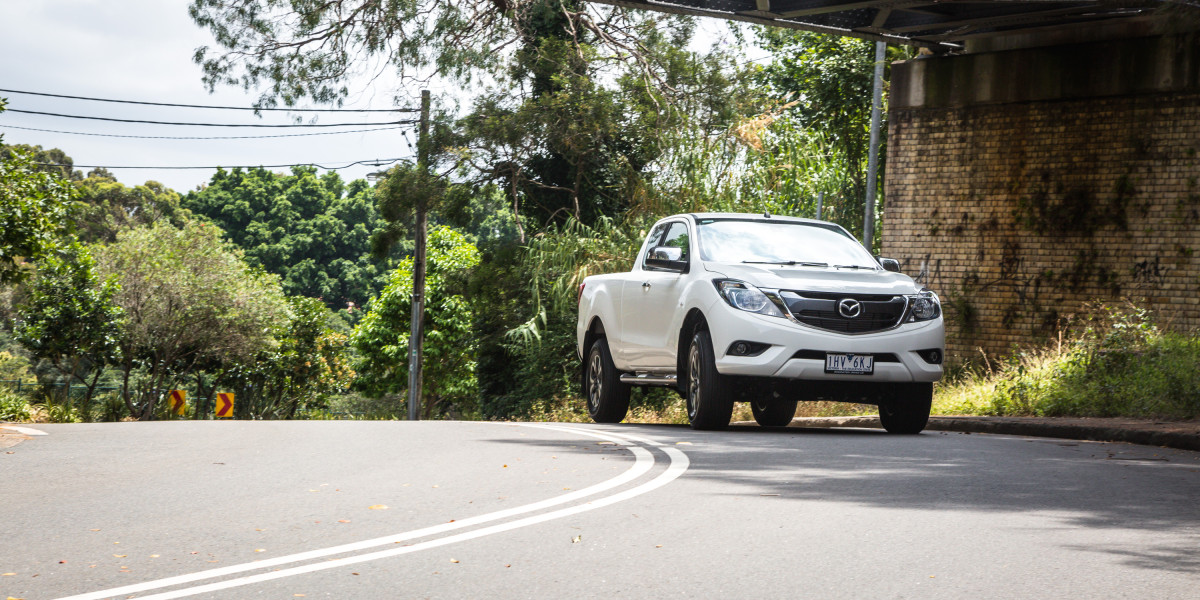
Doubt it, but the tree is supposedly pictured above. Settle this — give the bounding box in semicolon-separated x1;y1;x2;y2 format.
352;226;480;418
752;30;914;237
204;296;355;419
184;167;389;309
14;242;123;418
0;125;76;285
93;221;288;420
74;170;192;244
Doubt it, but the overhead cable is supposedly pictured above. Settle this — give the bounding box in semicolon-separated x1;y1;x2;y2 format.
6;108;415;128
0;88;420;113
35;158;406;171
0;123;409;140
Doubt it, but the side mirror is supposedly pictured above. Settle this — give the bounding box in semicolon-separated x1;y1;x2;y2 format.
878;257;901;273
646;246;689;273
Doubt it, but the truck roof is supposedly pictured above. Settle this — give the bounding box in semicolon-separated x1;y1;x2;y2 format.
684;212;835;226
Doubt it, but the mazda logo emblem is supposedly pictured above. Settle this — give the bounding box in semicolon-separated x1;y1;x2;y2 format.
837;298;862;319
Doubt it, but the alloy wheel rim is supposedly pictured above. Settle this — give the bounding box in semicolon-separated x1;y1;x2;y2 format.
588;352;603;411
687;344;701;418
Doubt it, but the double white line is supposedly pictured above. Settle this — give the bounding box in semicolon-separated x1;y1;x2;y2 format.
57;424;690;600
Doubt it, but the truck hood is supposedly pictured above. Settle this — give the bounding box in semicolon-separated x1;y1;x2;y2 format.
703;261;923;295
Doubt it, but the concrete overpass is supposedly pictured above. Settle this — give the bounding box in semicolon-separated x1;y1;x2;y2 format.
593;0;1200;360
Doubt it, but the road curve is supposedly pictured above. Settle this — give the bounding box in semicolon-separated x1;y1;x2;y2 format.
1;421;1197;599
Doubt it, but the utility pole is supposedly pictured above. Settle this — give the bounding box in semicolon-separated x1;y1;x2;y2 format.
407;89;430;421
863;41;886;252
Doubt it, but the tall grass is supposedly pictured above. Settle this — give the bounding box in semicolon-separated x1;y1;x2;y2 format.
935;304;1200;420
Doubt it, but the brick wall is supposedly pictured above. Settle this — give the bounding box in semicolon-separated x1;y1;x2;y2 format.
883;36;1200;362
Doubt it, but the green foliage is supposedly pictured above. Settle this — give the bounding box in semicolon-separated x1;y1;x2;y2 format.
208;296;356;419
93;221;288;420
75;170;193;243
0;140;76;285
0;386;31;422
352;226;481;417
751;31;913;242
14;242;123;419
0;350;35;383
184;167;389;309
935;304;1200;419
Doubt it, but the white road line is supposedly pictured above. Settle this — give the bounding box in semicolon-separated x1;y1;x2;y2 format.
131;444;690;600
55;423;687;600
0;425;48;435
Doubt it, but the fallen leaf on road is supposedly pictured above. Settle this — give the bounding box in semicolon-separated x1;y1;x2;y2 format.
255;549;266;553
449;559;459;563
572;535;582;543
7;596;25;600
113;555;126;558
149;555;159;558
368;505;388;510
655;545;663;548
89;529;100;532
352;572;360;575
1;573;15;576
294;595;306;597
337;519;351;523
58;561;66;564
502;464;507;468
255;528;265;532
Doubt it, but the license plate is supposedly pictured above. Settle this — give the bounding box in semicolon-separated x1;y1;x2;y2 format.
825;353;874;375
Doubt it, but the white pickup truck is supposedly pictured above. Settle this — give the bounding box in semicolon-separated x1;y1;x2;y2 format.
576;213;945;432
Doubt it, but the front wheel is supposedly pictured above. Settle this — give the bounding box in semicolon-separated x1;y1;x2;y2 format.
878;382;932;434
751;397;798;427
585;338;630;423
685;330;734;430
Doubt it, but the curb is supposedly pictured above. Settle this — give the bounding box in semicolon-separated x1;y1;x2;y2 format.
787;416;1200;453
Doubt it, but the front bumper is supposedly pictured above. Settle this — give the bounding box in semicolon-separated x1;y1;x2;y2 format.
706;300;945;383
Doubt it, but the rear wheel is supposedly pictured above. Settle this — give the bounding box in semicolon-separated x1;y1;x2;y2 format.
878;382;932;434
686;330;734;430
585;338;630;423
751;397;798;427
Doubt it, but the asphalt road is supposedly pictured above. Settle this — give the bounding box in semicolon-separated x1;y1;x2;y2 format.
2;421;1198;599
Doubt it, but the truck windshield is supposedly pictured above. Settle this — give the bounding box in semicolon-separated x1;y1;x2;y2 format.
696;219;878;268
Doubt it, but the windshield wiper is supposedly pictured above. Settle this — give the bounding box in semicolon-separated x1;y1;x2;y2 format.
833;264;876;270
743;260;828;267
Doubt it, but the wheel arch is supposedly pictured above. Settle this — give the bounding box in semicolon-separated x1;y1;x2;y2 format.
675;308;709;395
580;317;607;397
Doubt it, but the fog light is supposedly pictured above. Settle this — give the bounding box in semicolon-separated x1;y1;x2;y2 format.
917;348;943;364
727;341;770;357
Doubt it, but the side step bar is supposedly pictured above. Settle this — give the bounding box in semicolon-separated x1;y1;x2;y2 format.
619;374;678;387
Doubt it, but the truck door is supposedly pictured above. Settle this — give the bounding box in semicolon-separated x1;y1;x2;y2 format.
621;221;689;370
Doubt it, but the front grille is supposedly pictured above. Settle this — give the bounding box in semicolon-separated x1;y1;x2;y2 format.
781;291;906;334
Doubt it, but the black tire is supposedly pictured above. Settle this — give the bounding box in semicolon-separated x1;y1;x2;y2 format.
751;397;798;427
585;338;630;424
685;330;734;430
878;382;933;434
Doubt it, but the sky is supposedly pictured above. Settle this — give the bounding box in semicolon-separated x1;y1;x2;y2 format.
0;1;752;193
0;1;439;192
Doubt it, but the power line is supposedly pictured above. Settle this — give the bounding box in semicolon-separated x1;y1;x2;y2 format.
0;88;420;113
6;108;415;128
36;158;406;171
0;123;410;140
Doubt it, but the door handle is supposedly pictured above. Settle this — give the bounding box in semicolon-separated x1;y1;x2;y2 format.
641;281;651;289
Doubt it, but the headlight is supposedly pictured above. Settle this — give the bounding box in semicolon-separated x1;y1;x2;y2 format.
714;280;785;317
907;291;941;321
